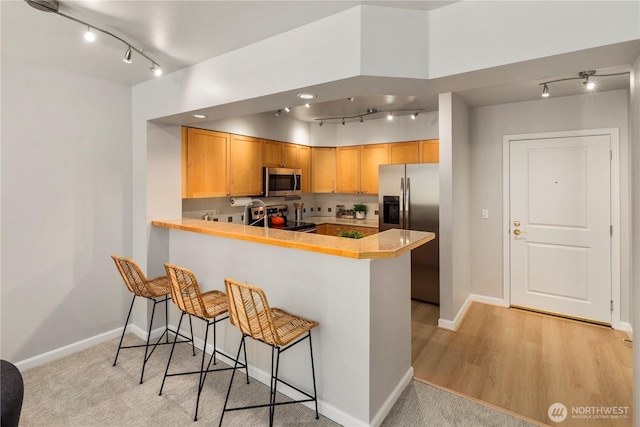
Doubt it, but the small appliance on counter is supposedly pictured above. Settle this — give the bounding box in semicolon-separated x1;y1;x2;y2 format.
246;203;316;233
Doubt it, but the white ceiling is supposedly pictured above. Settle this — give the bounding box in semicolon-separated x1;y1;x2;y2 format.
2;0;638;124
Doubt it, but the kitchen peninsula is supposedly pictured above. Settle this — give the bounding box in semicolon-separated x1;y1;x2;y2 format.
152;219;434;426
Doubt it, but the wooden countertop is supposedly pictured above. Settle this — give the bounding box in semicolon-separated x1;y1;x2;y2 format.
152;218;434;260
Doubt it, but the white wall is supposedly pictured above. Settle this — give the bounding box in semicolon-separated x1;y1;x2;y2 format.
438;93;472;324
1;57;133;362
427;1;640;79
469;90;630;319
629;54;639;427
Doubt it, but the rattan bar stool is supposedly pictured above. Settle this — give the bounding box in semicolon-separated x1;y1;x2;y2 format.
220;278;319;427
161;263;248;422
111;254;195;384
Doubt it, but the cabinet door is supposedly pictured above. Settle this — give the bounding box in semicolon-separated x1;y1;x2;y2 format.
336;146;361;193
315;224;329;235
184;128;229;198
262;139;282;167
326;224;342;236
420;139;439;163
389;141;420;164
230;134;262;196
297;145;311;193
281;143;299;168
361;144;389;194
311;147;336;193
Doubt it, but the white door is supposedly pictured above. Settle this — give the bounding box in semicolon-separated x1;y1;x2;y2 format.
509;134;612;324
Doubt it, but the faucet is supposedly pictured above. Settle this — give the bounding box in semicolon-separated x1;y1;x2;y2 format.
243;199;268;228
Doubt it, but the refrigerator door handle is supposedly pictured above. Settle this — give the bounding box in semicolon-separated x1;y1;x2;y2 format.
406;177;410;229
400;177;405;229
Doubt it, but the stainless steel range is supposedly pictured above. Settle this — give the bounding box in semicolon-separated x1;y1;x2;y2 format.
246;203;316;233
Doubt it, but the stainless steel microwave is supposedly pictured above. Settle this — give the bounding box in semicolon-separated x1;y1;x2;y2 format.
263;167;301;197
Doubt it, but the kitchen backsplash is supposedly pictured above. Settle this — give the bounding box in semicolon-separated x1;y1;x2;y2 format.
182;193;379;223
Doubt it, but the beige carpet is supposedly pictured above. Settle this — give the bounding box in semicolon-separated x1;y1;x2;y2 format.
19;334;537;426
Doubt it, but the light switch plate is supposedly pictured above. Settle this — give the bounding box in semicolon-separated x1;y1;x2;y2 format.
481;209;489;219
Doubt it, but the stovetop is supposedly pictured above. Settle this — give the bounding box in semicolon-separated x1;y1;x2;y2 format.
247;204;315;231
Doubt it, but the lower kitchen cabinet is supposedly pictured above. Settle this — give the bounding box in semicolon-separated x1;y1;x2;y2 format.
316;223;378;237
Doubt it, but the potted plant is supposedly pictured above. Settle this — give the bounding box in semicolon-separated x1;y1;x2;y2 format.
353;203;368;219
338;229;365;239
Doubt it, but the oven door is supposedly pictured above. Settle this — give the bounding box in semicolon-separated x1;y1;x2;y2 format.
263;167;302;197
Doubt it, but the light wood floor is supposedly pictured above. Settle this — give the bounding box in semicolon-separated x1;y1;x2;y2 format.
411;300;633;427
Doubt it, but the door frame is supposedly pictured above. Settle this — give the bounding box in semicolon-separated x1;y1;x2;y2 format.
502;128;621;328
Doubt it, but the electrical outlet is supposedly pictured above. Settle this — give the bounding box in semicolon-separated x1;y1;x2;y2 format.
318;207;322;212
228;216;233;222
374;210;379;215
328;207;332;212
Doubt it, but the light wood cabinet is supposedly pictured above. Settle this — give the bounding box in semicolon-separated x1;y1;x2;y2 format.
230;134;263;196
297;145;311;193
281;143;298;168
361;144;389;193
336;144;389;194
316;223;378;237
388;141;420;164
311;147;336;193
262;140;300;168
182;127;230;198
419;139;439;163
336;146;361;193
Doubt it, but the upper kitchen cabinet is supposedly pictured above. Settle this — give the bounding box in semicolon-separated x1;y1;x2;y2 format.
263;140;300;168
388;141;420;164
297;145;311;193
182;127;230;198
361;144;389;193
230;134;263;196
419;139;439;163
336;144;389;194
336;146;361;193
311;147;336;193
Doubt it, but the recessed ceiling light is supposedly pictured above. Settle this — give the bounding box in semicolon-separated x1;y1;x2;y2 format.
297;93;316;100
192;114;206;119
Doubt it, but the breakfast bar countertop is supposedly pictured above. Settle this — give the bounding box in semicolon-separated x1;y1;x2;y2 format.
152;218;434;260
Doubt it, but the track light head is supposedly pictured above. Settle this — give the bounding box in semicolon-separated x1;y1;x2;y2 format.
84;27;95;42
411;112;419;119
584;79;595;90
123;47;132;64
360;116;364;124
284;107;290;112
541;84;550;98
150;64;162;76
387;112;393;121
319;120;324;127
275;109;282;117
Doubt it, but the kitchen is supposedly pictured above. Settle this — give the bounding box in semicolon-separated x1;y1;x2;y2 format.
2;1;639;426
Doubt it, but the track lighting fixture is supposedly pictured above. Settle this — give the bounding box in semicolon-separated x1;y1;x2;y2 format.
541;84;550;98
540;69;629;98
275;109;282;117
284;107;290;112
123;46;132;64
315;107;423;125
84;26;95;42
26;0;162;77
150;63;162;76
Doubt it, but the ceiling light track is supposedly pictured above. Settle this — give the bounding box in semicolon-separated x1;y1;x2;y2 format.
25;0;162;76
539;69;629;98
312;108;423;126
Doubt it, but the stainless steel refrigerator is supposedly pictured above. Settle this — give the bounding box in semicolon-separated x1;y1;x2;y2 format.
379;163;439;303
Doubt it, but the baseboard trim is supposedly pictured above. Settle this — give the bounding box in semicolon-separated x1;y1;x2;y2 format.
15;327;124;371
369;367;414;427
